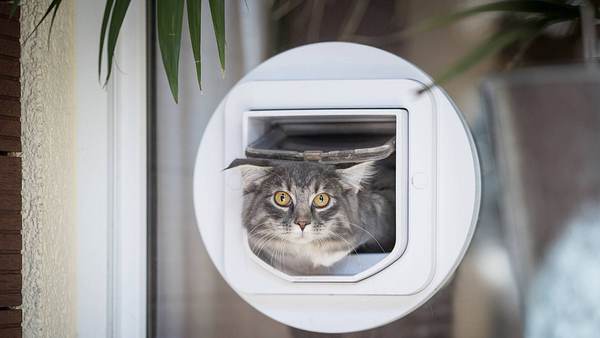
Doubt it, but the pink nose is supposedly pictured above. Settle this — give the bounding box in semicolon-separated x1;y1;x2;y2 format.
295;220;310;231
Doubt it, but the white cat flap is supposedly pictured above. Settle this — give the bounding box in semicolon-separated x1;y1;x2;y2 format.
193;42;480;333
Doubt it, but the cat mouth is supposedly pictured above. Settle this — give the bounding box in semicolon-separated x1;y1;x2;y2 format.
289;235;313;244
281;231;307;241
284;230;330;245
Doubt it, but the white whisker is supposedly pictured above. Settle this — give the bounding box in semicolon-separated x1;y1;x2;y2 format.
345;222;386;253
324;230;358;256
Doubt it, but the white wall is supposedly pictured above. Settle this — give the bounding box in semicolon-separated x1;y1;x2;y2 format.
20;0;78;337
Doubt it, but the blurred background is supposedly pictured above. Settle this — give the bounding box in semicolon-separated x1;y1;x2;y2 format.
151;1;600;337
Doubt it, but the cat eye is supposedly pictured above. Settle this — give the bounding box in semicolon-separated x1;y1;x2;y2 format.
274;191;292;207
312;193;331;208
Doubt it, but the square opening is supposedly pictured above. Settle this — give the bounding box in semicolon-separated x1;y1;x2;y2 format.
239;109;407;280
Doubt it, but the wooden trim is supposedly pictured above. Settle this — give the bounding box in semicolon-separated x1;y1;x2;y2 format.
0;254;21;271
0;309;21;325
0;59;19;78
0;98;19;118
0;193;20;211
0;211;20;231
0;78;19;98
0;157;21;191
0;117;20;137
0;273;21;292
0;38;20;59
0;233;21;252
0;18;19;38
0;4;19;17
0;3;21;335
0;58;20;150
0;136;20;152
0;328;21;338
0;293;21;307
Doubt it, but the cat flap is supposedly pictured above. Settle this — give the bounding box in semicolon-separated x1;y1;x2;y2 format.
194;42;481;332
245;122;396;164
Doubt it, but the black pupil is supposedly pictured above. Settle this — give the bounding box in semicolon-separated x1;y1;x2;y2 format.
280;194;285;202
319;195;324;202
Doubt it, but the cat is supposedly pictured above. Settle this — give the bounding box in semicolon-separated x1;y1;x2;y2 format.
226;156;395;275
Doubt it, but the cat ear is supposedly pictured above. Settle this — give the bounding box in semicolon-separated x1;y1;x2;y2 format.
336;161;376;192
225;158;273;190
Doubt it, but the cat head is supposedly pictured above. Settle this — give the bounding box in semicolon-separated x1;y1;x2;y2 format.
226;158;375;262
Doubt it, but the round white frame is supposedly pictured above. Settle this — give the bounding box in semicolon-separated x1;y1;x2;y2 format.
193;42;480;333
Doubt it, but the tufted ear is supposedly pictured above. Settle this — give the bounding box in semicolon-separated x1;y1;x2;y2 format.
225;158;273;190
335;161;376;192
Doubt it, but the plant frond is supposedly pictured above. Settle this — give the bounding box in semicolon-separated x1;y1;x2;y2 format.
24;0;63;44
104;0;131;85
410;0;579;35
419;18;568;93
157;0;184;102
209;0;225;72
98;0;116;80
187;0;202;90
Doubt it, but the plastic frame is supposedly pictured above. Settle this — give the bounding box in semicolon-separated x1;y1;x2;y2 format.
222;79;437;295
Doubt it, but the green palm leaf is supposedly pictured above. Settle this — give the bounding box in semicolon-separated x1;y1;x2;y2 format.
157;0;184;102
98;0;115;79
46;0;62;46
14;0;227;104
9;0;19;18
187;0;202;90
209;0;225;71
420;19;558;93
412;0;579;34
104;0;131;85
24;0;63;43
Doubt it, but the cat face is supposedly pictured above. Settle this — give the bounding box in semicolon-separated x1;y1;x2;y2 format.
227;158;375;267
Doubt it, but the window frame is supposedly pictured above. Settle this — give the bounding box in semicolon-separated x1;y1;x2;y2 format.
75;1;147;337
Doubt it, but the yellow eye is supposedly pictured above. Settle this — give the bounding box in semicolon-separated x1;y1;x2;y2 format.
274;191;292;207
313;193;331;208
